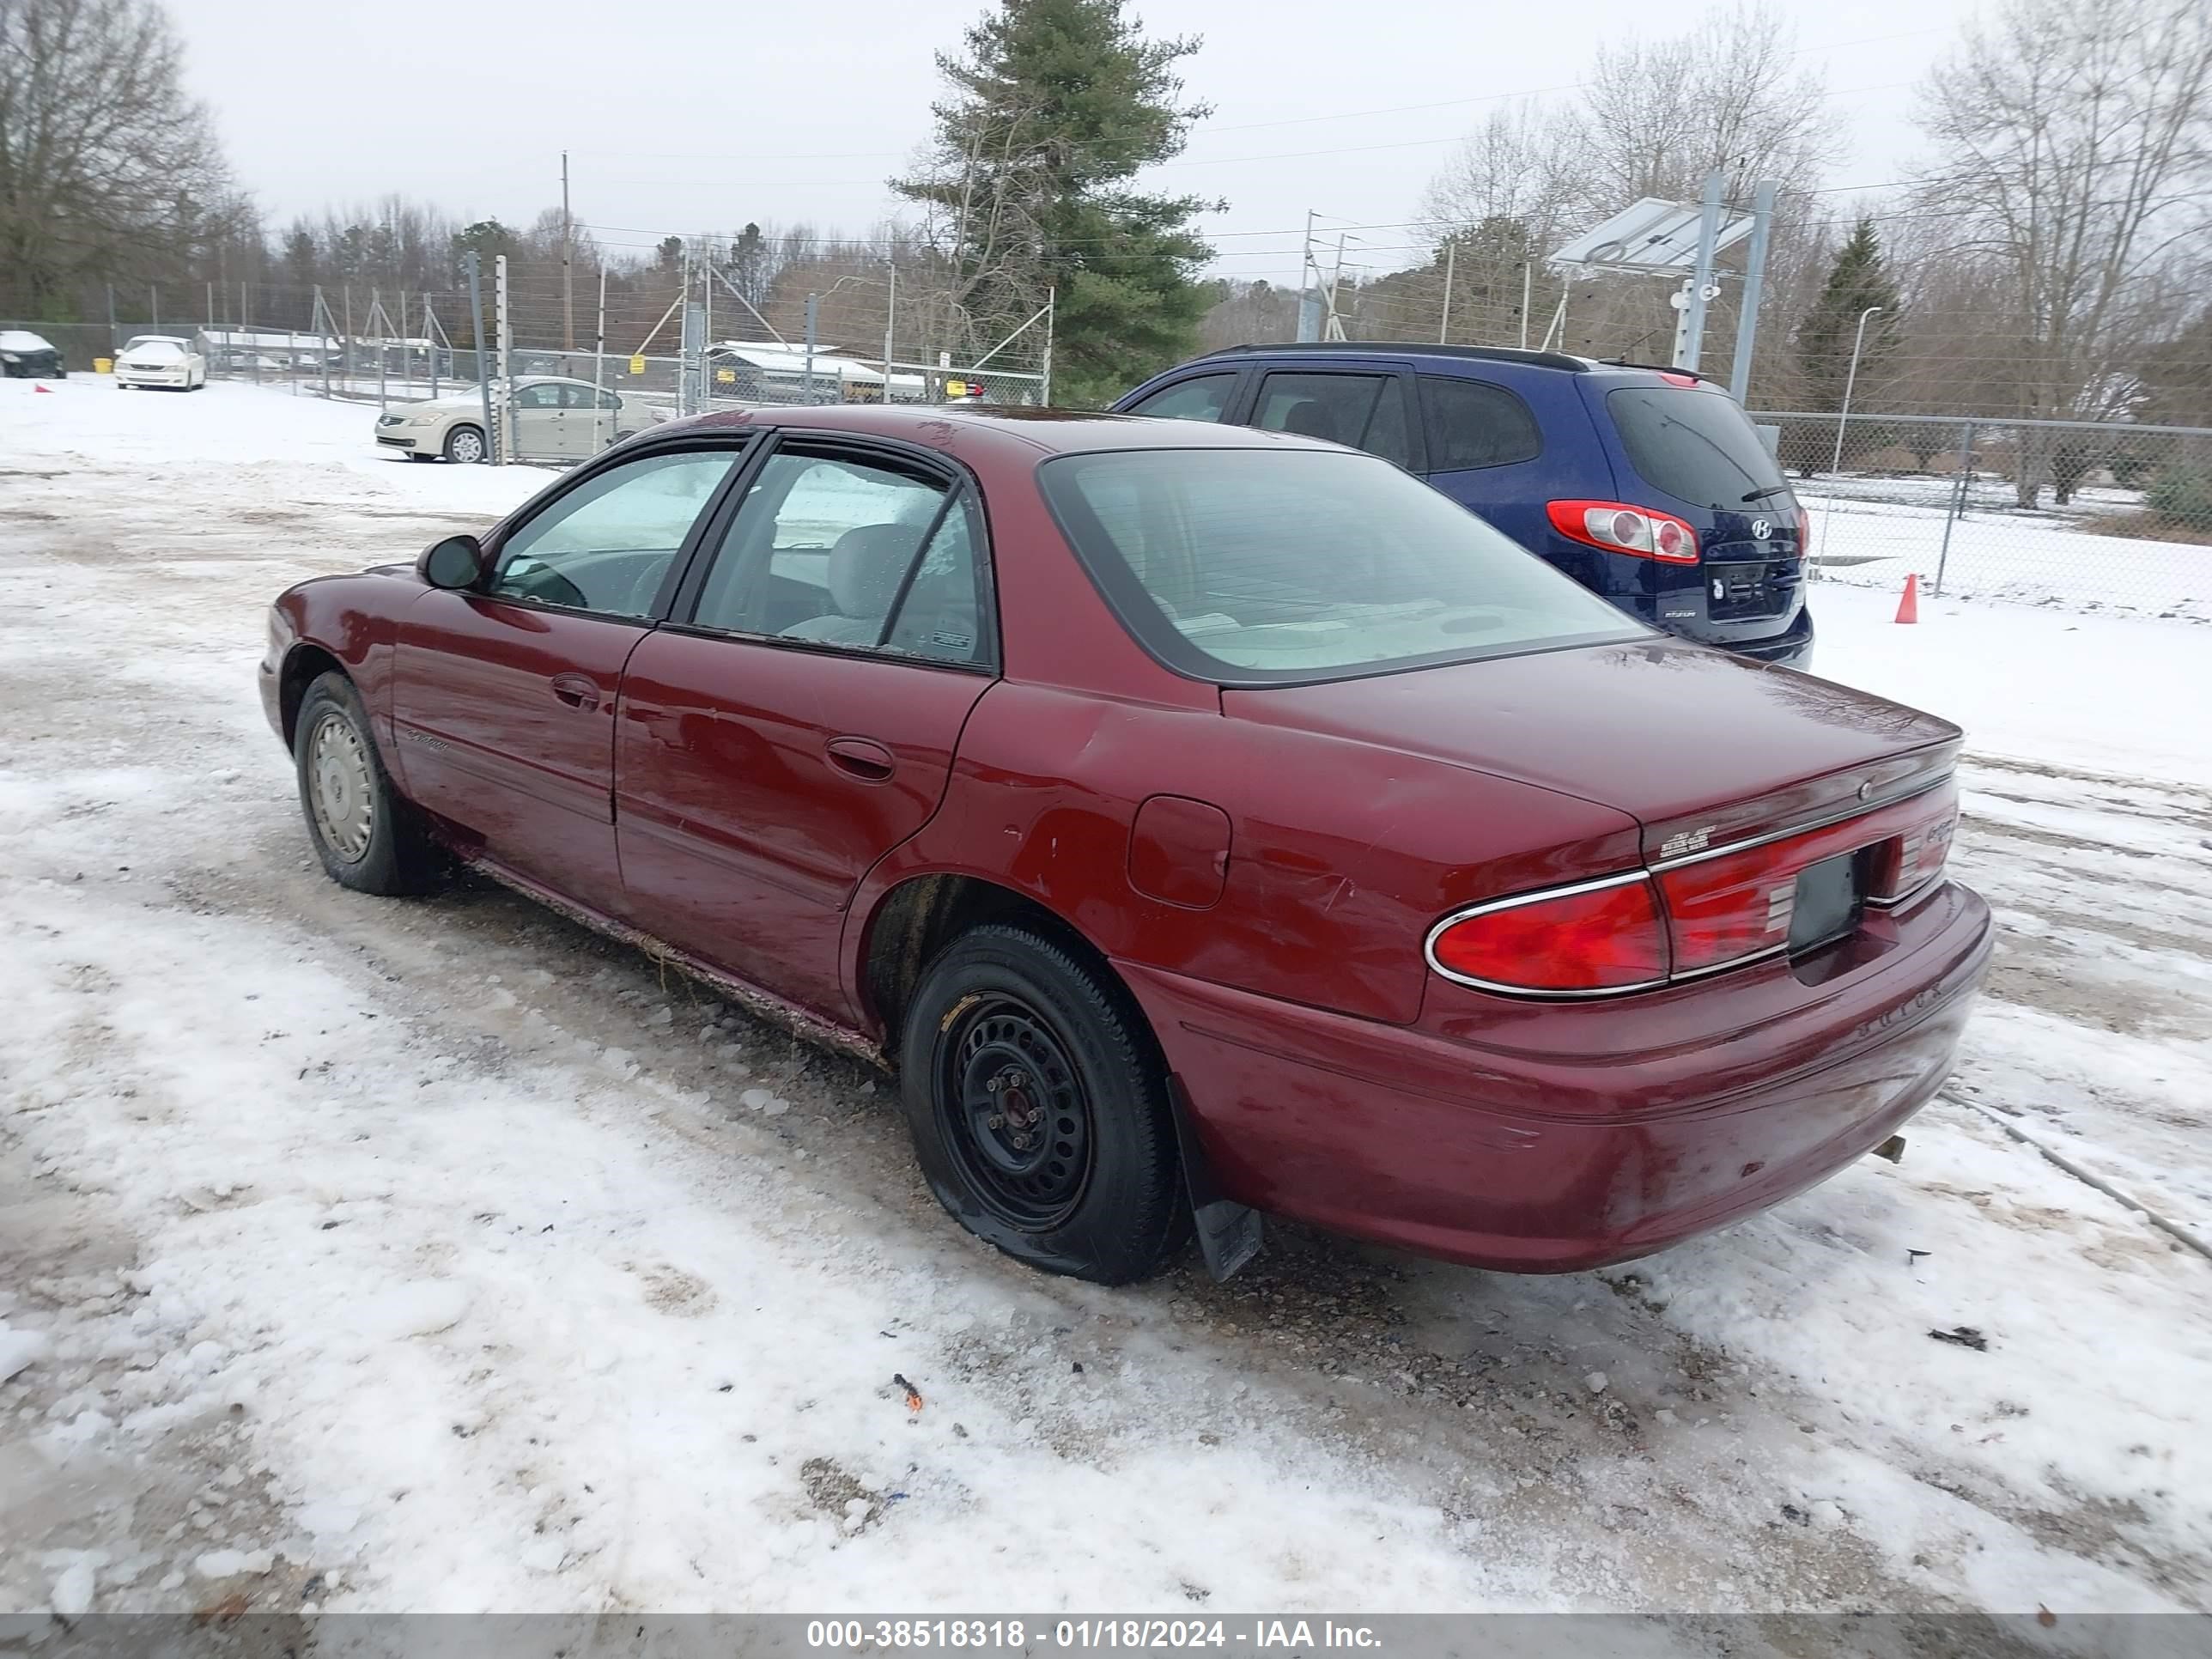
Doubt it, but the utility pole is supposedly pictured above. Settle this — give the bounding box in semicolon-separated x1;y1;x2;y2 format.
464;253;495;463
562;150;574;352
1727;180;1778;404
1297;210;1322;343
1437;240;1455;344
1324;233;1350;342
805;294;819;405
882;261;896;403
1675;169;1725;371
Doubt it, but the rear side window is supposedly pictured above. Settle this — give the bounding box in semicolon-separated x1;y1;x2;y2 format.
1253;373;1413;468
1126;374;1237;422
1607;386;1790;510
1419;376;1541;471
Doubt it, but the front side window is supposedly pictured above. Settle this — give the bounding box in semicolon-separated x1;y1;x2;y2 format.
1126;374;1236;423
1252;372;1413;468
487;448;739;617
1039;447;1640;683
691;449;954;647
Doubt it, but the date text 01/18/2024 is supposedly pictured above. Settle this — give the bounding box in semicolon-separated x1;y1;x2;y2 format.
805;1621;1385;1650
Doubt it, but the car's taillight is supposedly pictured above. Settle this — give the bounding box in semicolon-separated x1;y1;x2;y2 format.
1796;506;1813;559
1547;499;1701;563
1429;778;1960;999
1871;790;1958;903
1657;841;1802;975
1425;875;1669;994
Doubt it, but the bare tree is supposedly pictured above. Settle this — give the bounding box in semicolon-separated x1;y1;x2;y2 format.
1913;0;2212;501
1572;3;1841;214
0;0;233;314
1421;103;1583;250
1415;4;1841;364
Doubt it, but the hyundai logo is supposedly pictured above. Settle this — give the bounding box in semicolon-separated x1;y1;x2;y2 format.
1751;517;1772;540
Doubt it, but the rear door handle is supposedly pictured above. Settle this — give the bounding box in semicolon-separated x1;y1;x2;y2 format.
550;672;601;712
825;736;896;782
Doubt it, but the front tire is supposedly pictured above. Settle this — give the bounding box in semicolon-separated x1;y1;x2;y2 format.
900;925;1188;1285
443;423;487;464
293;672;440;896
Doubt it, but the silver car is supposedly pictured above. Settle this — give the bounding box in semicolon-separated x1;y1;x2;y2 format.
373;376;664;463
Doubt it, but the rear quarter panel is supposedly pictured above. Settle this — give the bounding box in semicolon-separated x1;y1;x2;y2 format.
850;681;1644;1027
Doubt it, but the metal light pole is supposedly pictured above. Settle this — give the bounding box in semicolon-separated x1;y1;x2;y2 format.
1817;304;1885;577
1727;180;1778;404
804;294;819;405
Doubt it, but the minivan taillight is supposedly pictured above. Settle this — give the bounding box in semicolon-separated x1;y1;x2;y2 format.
1547;499;1701;563
1425;875;1669;994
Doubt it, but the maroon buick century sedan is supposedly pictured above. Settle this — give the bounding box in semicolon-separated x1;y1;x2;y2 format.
261;404;1990;1284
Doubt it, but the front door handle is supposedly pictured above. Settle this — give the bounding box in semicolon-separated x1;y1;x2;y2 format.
550;672;601;713
825;736;896;782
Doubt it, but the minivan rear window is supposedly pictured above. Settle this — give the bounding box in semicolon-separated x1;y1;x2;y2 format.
1038;447;1643;684
1607;386;1790;511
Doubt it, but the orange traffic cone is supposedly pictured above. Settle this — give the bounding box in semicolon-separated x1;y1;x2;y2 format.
33;383;53;393
1894;572;1919;624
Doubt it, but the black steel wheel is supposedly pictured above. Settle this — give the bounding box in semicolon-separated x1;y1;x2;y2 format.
901;924;1188;1284
938;994;1096;1231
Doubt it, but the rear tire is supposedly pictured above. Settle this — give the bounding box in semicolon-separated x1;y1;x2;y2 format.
900;924;1188;1285
443;423;487;464
293;672;441;896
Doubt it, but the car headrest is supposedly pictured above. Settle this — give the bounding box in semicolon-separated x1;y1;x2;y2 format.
828;523;924;618
1278;398;1339;442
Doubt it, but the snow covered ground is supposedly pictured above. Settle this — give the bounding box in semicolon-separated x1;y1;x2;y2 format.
3;378;2210;1632
1796;482;2209;624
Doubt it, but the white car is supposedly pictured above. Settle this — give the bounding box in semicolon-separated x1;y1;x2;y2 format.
374;375;665;463
115;338;207;391
116;333;192;360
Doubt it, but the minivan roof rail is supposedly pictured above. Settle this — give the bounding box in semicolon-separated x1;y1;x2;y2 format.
1597;357;1711;380
1194;341;1591;374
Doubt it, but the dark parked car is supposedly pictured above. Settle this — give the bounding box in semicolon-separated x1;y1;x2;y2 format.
1115;343;1814;667
261;405;1986;1285
1;329;65;378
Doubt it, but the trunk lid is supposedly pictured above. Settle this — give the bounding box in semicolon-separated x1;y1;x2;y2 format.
1222;637;1960;860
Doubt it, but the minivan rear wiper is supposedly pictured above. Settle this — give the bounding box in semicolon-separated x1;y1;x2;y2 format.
1741;483;1792;503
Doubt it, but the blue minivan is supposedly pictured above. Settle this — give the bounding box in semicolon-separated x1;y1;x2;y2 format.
1113;343;1814;667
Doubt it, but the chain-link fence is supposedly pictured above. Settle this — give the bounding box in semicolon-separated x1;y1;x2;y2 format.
1751;411;2212;623
23;265;1054;468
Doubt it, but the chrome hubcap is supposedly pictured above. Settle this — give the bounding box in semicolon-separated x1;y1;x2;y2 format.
308;713;374;862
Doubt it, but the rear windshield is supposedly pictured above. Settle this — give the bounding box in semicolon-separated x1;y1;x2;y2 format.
1607;386;1790;510
1037;447;1643;684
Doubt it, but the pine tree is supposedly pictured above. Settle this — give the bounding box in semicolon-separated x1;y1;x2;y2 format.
895;0;1218;405
1795;217;1902;416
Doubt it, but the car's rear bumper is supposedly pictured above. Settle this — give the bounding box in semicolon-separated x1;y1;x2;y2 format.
1724;605;1815;668
1118;879;1990;1272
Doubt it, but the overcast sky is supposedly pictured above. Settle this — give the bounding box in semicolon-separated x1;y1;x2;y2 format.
167;0;1977;284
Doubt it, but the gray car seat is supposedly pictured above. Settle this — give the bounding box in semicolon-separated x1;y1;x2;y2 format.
781;523;924;644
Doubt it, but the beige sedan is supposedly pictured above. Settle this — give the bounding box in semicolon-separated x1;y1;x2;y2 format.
374;376;665;463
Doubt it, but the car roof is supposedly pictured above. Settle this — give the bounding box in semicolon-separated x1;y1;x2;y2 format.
1188;341;1595;374
649;403;1345;456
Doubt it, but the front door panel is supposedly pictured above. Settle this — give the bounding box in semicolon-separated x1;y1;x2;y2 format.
391;592;646;914
615;635;990;1018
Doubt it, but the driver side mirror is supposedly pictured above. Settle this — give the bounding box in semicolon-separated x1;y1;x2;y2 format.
420;533;485;590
